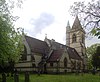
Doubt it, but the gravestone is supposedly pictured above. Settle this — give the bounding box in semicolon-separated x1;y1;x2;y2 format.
7;73;9;77
2;73;6;82
38;68;41;76
75;70;79;75
14;72;19;82
25;71;29;82
92;68;96;75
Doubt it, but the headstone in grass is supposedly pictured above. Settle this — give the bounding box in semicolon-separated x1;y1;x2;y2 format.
81;71;84;76
81;69;84;76
75;69;79;75
11;72;14;77
25;71;30;82
6;73;9;77
64;69;67;74
14;72;19;82
2;73;6;82
38;69;41;76
98;70;100;76
92;68;96;75
99;72;100;76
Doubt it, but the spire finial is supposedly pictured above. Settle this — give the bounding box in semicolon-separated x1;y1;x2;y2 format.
66;20;70;31
67;21;70;27
45;33;47;39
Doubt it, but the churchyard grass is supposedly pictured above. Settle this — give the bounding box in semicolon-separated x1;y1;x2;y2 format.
1;73;100;82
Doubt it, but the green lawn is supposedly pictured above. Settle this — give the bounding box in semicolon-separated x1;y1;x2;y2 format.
1;73;100;82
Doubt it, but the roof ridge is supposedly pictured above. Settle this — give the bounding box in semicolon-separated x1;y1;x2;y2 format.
47;38;66;46
25;35;45;43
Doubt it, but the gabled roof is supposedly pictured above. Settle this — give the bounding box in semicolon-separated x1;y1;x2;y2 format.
25;36;49;54
46;39;82;61
66;46;82;60
47;49;64;62
47;46;82;62
25;36;82;61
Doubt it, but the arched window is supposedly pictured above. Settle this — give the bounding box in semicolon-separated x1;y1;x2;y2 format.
32;63;36;67
50;63;53;67
73;61;76;69
82;34;84;43
77;62;81;70
21;46;27;60
31;55;35;61
64;57;67;67
72;34;76;43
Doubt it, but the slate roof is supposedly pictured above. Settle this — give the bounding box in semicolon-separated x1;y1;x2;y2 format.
25;36;82;61
46;39;82;61
66;46;82;60
25;36;49;54
46;39;66;49
48;49;64;62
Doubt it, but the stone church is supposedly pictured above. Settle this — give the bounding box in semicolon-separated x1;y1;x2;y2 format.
15;16;87;73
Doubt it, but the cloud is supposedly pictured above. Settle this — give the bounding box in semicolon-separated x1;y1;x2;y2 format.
29;13;55;36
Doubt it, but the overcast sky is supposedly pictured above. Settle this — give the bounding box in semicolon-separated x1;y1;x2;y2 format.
13;0;100;47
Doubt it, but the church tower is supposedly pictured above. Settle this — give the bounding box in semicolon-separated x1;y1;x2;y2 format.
66;21;70;46
67;16;87;69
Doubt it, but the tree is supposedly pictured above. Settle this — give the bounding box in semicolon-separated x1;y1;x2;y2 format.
0;0;24;73
92;46;100;69
69;0;100;38
96;46;100;55
86;43;100;69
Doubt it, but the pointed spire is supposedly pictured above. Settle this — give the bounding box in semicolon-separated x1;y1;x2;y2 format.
44;33;48;41
66;21;70;46
66;20;70;31
72;16;82;29
67;21;70;27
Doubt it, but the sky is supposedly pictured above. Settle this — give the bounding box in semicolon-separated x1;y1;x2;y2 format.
13;0;100;47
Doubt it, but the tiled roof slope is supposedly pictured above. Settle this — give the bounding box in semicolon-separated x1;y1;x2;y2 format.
46;39;82;60
46;39;66;49
25;36;82;61
48;49;64;62
25;36;49;54
66;47;82;60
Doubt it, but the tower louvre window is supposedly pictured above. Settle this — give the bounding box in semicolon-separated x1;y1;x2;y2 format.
64;57;67;67
72;34;76;43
